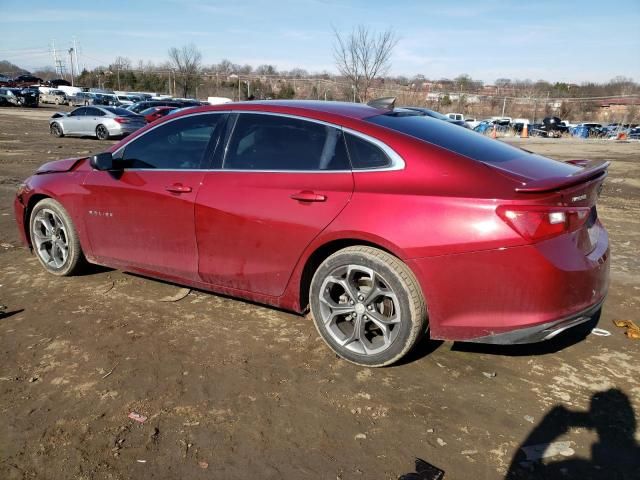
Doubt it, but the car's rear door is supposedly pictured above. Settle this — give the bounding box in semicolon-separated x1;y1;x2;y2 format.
82;107;104;135
195;112;354;297
82;112;228;280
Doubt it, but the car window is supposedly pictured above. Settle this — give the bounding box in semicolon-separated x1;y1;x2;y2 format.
69;108;86;117
85;107;104;116
223;113;350;171
367;113;543;165
344;132;391;169
121;113;225;170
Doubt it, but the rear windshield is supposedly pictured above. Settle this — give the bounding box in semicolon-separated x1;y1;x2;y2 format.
103;107;137;116
366;113;532;165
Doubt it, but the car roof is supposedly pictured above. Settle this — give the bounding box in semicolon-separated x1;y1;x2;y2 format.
169;100;389;122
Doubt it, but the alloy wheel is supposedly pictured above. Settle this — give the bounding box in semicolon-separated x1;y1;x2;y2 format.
318;264;401;355
32;208;69;269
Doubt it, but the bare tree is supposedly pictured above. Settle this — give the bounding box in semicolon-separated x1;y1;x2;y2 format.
168;44;202;98
333;25;397;102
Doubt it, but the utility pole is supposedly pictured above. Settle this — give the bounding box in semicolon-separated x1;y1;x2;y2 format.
501;97;506;117
173;70;176;97
68;48;75;86
116;59;121;90
238;75;241;101
73;38;80;77
246;80;250;98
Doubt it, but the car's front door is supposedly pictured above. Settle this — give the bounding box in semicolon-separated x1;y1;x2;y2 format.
63;107;87;135
195;112;354;297
82;112;228;280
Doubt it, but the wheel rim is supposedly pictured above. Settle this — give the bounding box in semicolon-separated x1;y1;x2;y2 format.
51;124;60;136
97;126;107;139
318;265;401;355
32;208;69;269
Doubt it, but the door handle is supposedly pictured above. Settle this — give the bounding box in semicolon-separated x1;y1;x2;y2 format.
165;184;192;193
290;191;326;202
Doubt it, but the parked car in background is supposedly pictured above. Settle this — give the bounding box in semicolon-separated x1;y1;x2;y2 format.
18;100;610;367
128;100;180;113
571;123;606;139
69;92;98;106
529;117;569;138
49;106;146;139
40;89;68;105
5;87;39;107
127;100;198;113
473;118;510;135
115;95;134;106
0;87;20;106
511;118;531;135
95;93;121;106
403;107;468;127
464;117;479;129
11;74;43;86
447;113;464;122
140;105;176;123
46;78;72;88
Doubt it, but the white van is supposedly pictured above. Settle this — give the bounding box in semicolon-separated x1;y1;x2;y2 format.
447;113;464;121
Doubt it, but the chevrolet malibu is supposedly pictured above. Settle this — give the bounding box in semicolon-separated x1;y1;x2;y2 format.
15;100;610;366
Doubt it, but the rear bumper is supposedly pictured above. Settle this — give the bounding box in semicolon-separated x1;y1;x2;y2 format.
407;224;610;343
464;299;604;344
107;124;143;136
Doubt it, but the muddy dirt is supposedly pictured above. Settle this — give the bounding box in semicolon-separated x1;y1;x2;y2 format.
1;107;639;480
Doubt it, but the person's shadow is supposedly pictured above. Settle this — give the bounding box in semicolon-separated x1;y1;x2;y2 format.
506;389;640;479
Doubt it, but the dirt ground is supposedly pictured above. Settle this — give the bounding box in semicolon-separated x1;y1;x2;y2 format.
1;106;639;480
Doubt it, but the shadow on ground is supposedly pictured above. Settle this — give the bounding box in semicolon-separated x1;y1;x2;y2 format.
505;388;640;479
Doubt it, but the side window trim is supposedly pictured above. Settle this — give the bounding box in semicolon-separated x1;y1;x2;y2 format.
343;128;405;172
111;112;227;170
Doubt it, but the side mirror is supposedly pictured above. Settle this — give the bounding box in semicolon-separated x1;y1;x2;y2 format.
90;152;115;171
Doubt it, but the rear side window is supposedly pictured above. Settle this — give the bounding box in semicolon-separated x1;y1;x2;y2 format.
121;113;225;169
344;132;390;169
223;113;350;171
367;113;532;164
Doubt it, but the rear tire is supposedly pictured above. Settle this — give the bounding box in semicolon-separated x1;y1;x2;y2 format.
29;198;86;276
50;122;64;137
96;125;109;140
309;246;427;367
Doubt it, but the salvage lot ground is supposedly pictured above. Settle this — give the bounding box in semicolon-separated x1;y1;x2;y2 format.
0;106;639;480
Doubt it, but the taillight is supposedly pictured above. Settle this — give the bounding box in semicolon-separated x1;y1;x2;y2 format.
114;117;129;124
496;206;591;241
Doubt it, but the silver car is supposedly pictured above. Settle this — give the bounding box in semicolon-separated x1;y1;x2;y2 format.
49;106;147;140
40;89;68;105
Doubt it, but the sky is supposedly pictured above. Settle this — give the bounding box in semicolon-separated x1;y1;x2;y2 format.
0;0;638;84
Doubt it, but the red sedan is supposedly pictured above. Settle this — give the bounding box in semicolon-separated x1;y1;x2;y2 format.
139;106;176;123
14;100;610;366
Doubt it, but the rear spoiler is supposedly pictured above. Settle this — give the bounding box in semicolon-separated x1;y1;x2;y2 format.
515;159;609;193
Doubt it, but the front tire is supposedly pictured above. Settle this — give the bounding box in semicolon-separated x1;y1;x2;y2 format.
29;198;86;276
50;122;64;137
309;246;427;367
96;125;109;140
